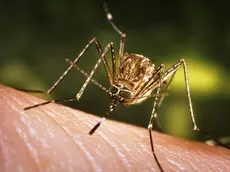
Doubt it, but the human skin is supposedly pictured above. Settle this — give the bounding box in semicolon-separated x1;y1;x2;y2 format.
0;84;230;172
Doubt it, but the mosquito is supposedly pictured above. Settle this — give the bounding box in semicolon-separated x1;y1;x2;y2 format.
15;2;229;172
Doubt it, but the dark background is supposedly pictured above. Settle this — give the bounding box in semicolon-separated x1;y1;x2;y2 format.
1;0;230;143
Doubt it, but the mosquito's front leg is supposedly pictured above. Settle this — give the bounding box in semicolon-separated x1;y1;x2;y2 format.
86;2;128;137
23;38;113;110
47;38;112;95
65;59;110;94
15;38;110;95
68;41;118;135
75;42;115;100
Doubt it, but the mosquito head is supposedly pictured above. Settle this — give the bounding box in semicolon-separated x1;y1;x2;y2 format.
110;83;132;103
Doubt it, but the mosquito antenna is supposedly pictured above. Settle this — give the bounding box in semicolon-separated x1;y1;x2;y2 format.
103;1;126;71
103;1;124;36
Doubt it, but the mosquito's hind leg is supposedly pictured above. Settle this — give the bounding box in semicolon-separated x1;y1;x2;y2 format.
152;71;177;133
205;137;230;149
164;59;230;149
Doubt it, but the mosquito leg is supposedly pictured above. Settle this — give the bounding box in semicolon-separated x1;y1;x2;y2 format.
205;137;230;149
23;54;114;111
148;66;165;172
46;38;113;95
148;86;164;172
23;38;115;110
147;64;165;129
103;1;126;63
24;97;77;110
154;71;177;133
15;38;112;96
160;59;199;130
65;59;110;94
13;88;47;94
163;59;230;149
75;42;115;100
179;59;230;147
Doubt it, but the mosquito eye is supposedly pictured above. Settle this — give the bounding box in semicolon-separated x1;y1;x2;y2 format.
119;90;131;99
110;86;118;94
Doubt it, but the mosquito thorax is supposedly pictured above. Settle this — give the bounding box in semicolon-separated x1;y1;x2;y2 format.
110;84;132;103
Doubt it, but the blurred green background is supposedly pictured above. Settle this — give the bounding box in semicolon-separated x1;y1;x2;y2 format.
1;0;230;142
